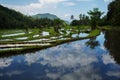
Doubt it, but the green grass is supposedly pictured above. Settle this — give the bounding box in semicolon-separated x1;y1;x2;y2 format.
44;27;59;35
87;29;100;37
97;26;112;30
98;26;120;31
71;26;91;30
0;45;51;53
0;29;25;35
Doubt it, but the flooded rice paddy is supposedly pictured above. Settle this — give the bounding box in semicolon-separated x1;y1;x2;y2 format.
0;30;120;80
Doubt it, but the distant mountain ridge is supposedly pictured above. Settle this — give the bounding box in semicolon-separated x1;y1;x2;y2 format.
32;13;59;20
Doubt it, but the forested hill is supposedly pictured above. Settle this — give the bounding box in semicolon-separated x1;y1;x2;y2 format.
32;13;59;20
0;5;33;29
0;5;66;29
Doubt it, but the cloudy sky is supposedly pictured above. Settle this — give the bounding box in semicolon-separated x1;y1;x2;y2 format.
0;0;112;20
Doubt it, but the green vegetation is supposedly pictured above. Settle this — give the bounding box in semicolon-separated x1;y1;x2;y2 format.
87;8;104;29
0;4;66;29
87;29;100;37
0;5;33;29
70;0;120;29
70;14;89;26
0;26;101;53
107;0;120;26
70;8;106;30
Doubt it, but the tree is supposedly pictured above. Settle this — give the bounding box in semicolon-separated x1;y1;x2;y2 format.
70;20;79;26
79;14;90;25
0;4;65;29
71;15;74;20
87;8;104;29
98;15;108;26
107;0;120;26
0;4;34;29
53;19;64;33
79;14;82;21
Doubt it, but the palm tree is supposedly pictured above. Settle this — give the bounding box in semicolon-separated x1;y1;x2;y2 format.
87;8;104;30
71;15;74;20
79;14;82;21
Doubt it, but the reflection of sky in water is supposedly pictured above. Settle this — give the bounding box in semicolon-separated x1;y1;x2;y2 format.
96;32;106;50
15;37;28;40
72;33;88;38
0;58;13;68
0;33;120;80
42;31;49;36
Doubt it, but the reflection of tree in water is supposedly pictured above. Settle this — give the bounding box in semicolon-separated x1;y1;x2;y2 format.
104;30;120;64
85;37;100;49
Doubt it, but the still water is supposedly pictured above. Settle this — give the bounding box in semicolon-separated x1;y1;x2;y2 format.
0;30;120;80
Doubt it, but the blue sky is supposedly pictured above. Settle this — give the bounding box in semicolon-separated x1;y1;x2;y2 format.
0;0;112;21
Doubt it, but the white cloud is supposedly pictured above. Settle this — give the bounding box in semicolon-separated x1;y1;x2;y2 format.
104;0;113;2
63;2;76;6
77;0;112;2
77;0;95;1
64;14;71;17
2;0;68;15
39;0;67;4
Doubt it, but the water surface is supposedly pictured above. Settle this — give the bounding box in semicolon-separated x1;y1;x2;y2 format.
0;30;120;80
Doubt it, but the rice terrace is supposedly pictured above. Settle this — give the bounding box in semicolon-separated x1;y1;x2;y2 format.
0;0;120;80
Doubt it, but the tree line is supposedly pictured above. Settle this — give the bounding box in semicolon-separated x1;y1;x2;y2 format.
70;0;120;29
70;8;107;29
107;0;120;26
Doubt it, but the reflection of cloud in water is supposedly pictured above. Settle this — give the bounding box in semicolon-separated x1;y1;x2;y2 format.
46;64;102;80
24;42;98;67
24;41;101;79
46;73;61;80
25;53;42;65
102;54;115;65
0;58;24;77
61;66;102;80
0;70;24;77
0;73;3;77
106;71;120;78
0;58;13;68
6;70;24;77
100;45;106;51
